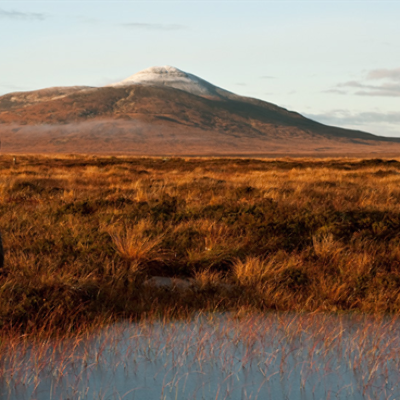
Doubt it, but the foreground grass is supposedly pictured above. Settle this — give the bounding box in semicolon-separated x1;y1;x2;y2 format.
1;154;400;334
2;312;399;399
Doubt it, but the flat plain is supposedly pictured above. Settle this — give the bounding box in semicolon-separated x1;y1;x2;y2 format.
1;154;400;335
2;154;400;399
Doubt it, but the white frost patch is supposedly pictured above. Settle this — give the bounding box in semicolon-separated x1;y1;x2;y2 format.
109;66;233;98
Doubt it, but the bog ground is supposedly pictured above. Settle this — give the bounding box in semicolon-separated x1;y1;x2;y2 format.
1;155;400;336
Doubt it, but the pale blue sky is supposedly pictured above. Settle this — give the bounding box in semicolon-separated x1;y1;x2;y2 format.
1;1;399;136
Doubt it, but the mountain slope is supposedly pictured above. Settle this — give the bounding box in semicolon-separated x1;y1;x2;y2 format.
0;66;399;155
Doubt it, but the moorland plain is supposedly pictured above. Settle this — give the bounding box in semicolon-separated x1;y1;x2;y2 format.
1;155;400;335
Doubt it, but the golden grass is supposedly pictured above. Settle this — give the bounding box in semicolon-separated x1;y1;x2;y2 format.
1;154;400;334
108;219;164;274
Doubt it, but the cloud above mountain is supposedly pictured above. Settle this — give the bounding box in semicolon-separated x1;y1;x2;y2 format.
307;109;400;125
367;67;400;81
330;67;400;97
0;8;46;20
120;22;187;31
305;109;400;137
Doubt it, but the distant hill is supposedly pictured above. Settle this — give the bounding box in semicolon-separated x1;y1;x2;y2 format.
0;66;399;155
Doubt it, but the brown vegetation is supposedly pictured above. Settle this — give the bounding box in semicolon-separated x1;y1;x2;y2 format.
1;155;400;334
2;84;400;155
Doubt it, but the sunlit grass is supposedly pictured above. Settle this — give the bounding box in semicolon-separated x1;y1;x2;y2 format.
1;155;400;336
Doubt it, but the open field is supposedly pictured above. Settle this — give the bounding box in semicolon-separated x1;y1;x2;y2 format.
1;155;400;335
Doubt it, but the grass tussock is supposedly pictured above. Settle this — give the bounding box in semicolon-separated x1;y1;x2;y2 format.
1;154;400;334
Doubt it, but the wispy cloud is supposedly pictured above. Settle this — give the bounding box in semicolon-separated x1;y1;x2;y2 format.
305;109;400;137
120;22;187;31
329;67;400;97
323;89;348;95
367;67;400;81
306;109;400;125
0;83;26;91
337;81;400;97
0;8;46;20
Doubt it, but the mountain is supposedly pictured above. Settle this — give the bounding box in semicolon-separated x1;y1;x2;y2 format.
0;66;399;155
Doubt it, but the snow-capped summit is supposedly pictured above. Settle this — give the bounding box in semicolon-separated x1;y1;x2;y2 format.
110;66;232;98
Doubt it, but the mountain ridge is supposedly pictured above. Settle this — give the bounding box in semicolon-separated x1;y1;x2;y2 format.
0;66;399;155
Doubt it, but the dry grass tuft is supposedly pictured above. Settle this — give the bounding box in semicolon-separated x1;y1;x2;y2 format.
109;219;163;273
233;256;270;287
